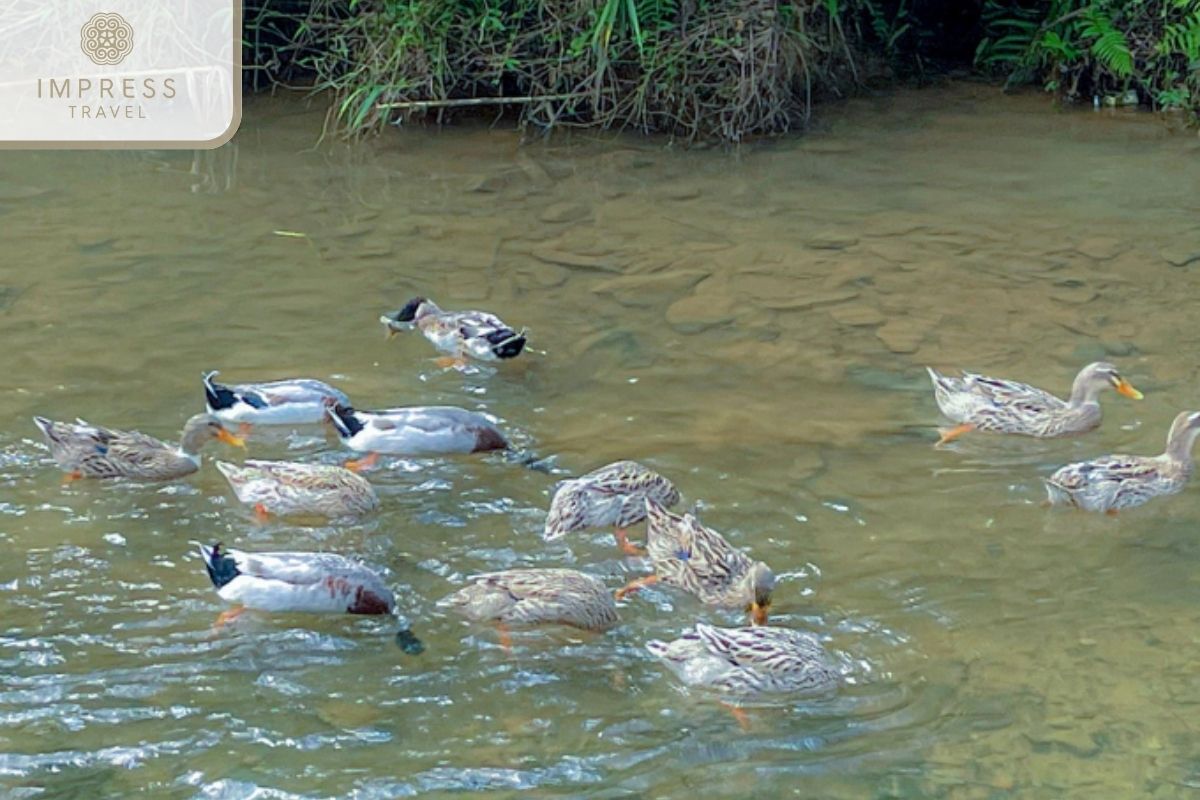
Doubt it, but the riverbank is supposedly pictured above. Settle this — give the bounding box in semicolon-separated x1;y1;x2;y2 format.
244;0;1198;143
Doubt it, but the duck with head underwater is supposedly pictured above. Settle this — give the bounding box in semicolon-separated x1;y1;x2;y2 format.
380;296;527;368
203;370;349;431
215;459;379;521
438;568;619;649
197;542;425;654
542;460;681;555
325;401;509;472
646;622;840;699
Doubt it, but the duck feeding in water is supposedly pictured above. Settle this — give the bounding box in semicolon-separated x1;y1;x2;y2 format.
198;542;398;623
380;296;527;368
438;568;619;649
647;623;840;699
203;370;350;429
617;499;776;626
926;361;1141;445
542;460;681;555
33;413;244;482
215;459;380;520
325;402;509;471
1044;410;1200;514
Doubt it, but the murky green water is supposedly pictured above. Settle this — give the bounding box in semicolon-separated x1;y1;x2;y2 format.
3;82;1200;798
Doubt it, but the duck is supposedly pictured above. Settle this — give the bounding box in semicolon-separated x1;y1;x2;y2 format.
616;499;775;625
542;460;681;555
439;568;619;647
1044;410;1200;514
326;402;508;471
647;622;840;698
926;361;1142;444
215;459;379;520
203;371;349;428
198;542;396;625
33;413;244;481
380;296;526;367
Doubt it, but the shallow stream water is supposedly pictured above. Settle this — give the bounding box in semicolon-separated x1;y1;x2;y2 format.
3;82;1200;797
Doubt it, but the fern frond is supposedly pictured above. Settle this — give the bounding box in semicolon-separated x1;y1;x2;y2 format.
1081;9;1134;77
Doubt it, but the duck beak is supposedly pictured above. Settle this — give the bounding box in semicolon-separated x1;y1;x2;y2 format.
217;428;246;448
1115;378;1143;400
379;315;398;339
750;602;769;626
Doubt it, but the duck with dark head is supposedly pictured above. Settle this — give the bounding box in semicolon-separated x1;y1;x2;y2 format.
380;296;527;368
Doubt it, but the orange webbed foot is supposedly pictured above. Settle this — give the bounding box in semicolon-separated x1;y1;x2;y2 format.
345;452;380;473
614;528;643;556
435;355;469;370
935;423;975;447
615;575;658;601
720;701;752;732
213;606;246;629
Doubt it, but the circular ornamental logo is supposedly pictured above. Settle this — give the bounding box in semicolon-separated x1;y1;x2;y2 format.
80;12;134;66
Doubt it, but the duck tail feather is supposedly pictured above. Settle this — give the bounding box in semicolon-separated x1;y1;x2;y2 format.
198;542;240;589
203;370;237;411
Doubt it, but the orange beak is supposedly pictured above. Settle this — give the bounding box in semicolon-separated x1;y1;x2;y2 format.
750;602;769;626
1115;378;1143;400
216;428;246;448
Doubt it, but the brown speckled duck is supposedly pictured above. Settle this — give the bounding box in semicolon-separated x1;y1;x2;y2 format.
1045;410;1200;514
438;568;619;647
34;413;244;481
927;361;1141;445
616;499;776;625
542;460;681;555
216;460;379;520
647;622;840;697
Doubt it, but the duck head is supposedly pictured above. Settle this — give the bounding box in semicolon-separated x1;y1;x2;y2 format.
739;561;776;625
1165;410;1200;462
179;413;245;455
1070;361;1142;405
380;297;436;338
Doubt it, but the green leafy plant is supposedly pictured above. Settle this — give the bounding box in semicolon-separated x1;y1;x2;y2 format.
1081;6;1133;77
976;0;1200;120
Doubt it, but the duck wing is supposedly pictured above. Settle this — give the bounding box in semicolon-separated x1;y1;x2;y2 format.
247;379;348;407
694;623;826;671
960;372;1066;413
80;424;182;477
1048;455;1167;506
454;310;511;339
229;549;366;585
